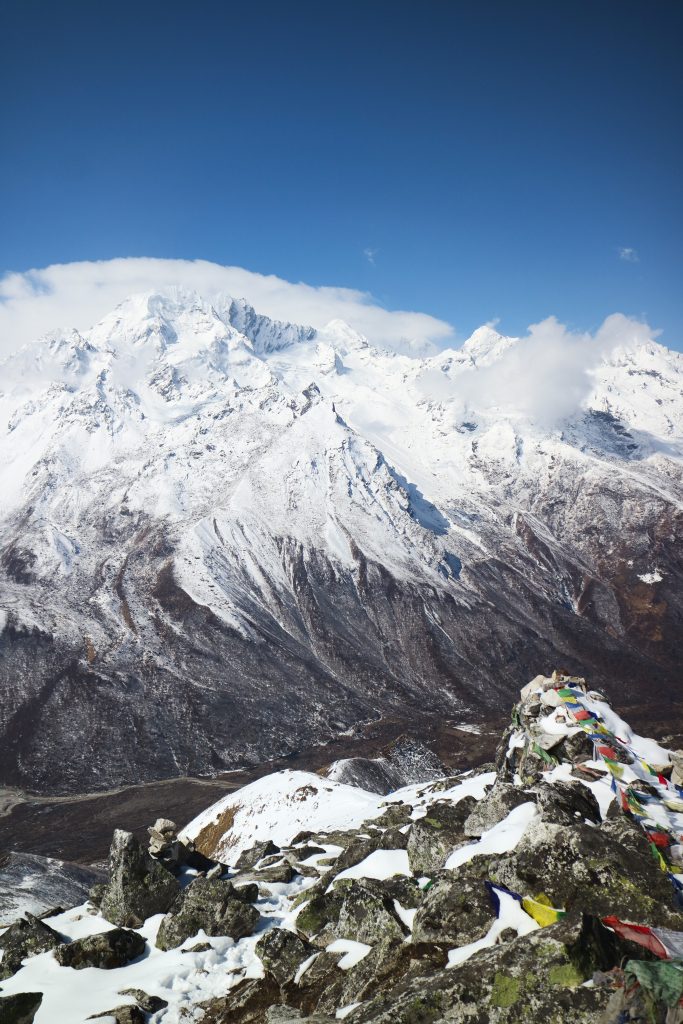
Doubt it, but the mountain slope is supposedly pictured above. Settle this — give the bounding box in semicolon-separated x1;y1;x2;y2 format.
1;292;682;793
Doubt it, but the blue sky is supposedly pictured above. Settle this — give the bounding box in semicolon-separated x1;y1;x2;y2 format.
1;0;681;347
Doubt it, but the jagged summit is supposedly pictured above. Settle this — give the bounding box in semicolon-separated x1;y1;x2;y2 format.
1;291;683;794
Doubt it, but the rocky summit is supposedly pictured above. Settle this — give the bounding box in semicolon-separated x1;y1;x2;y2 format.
1;293;683;796
1;671;683;1023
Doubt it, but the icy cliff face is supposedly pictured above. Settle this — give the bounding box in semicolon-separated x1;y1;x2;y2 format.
0;291;681;793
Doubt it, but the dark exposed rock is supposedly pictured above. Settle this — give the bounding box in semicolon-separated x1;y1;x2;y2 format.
412;874;494;947
295;890;344;939
235;840;281;870
0;913;61;980
350;874;424;910
371;803;414;828
0;852;106;927
532;780;601;826
117;989;168;1013
99;829;180;928
198;974;283;1023
55;928;146;970
0;992;43;1024
155;877;260;950
87;1007;145;1024
255;928;316;985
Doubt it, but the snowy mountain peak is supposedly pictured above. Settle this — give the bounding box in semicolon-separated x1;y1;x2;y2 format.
0;290;682;795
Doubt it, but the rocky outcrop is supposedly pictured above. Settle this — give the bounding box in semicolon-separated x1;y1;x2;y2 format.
0;992;43;1024
99;829;180;928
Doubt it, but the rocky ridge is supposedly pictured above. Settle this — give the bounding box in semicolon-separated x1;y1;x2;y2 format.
1;671;683;1023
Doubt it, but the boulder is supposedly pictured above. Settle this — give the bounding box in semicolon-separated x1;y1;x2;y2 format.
406;797;476;874
0;913;61;980
533;780;601;826
235;840;280;870
463;784;531;837
99;829;180;928
155;877;260;950
255;928;316;985
295;890;344;940
0;993;43;1024
335;881;405;945
55;928;146;970
411;873;494;947
349;874;424;910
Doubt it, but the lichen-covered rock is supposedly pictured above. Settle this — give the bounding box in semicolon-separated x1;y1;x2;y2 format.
350;874;424;910
99;829;180;928
255;928;316;985
493;818;683;928
406;798;476;874
349;914;621;1023
155;877;260;950
55;928;146;970
463;784;531;838
335;882;406;945
0;913;61;980
411;874;494;947
295;890;345;939
0;992;43;1024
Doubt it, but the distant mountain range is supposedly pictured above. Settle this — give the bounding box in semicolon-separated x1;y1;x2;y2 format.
1;291;681;794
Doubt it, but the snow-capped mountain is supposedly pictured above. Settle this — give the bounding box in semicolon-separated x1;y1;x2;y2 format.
1;291;681;794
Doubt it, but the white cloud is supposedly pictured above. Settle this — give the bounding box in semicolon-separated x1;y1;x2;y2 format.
0;257;454;357
454;313;657;427
363;247;378;266
618;246;639;263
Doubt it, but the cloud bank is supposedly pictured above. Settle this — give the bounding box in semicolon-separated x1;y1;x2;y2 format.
454;314;657;426
0;258;454;357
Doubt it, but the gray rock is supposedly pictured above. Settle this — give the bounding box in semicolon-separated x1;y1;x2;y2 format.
196;974;282;1023
0;992;43;1024
462;783;531;837
55;928;146;970
255;927;316;985
155;877;260;950
117;989;168;1013
411;874;494;947
533;780;601;826
99;830;180;928
406;797;476;874
87;1007;145;1024
335;882;405;945
493;817;683;927
0;913;61;980
235;840;280;870
349;912;619;1023
295;890;344;939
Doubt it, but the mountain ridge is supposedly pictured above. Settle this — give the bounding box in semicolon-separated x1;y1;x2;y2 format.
1;292;682;794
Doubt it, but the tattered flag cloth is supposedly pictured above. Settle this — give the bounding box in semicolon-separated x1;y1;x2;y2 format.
602;916;683;960
521;893;566;927
485;881;565;929
624;959;683;1008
